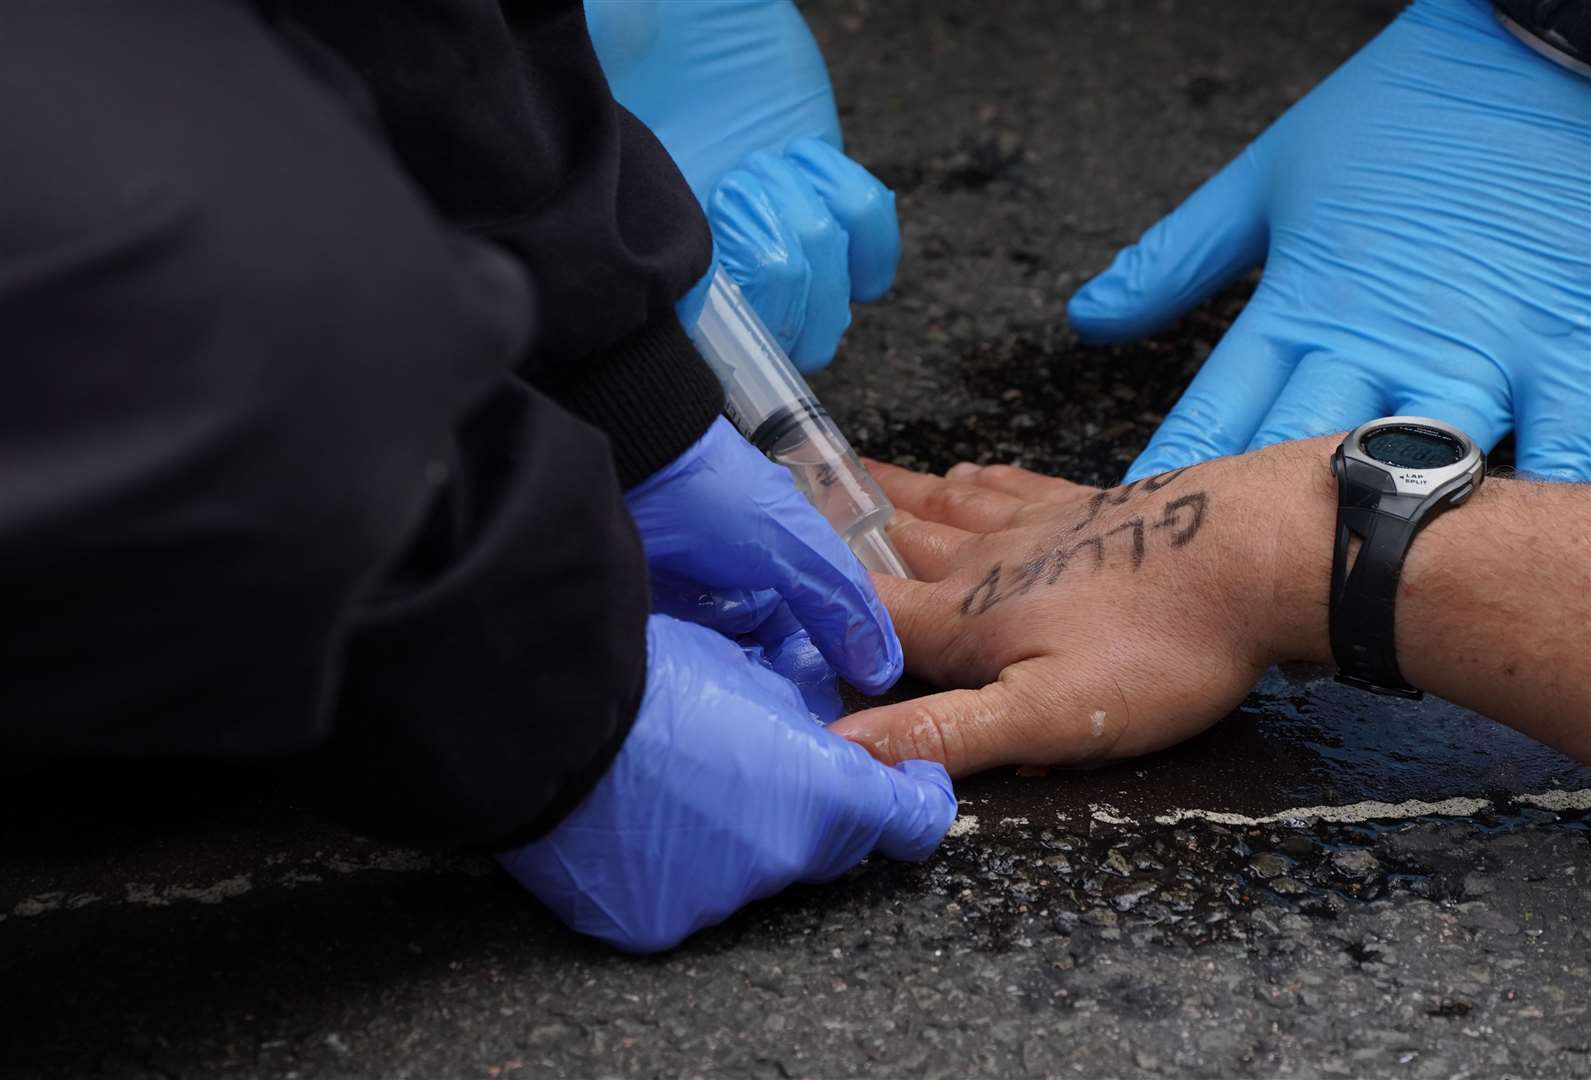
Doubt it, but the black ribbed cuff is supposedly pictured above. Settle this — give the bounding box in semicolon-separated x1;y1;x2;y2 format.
550;316;726;489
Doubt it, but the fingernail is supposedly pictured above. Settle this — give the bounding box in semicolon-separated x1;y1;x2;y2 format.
947;462;982;480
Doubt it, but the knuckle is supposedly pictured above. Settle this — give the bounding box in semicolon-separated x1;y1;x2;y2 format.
904;701;963;772
926;486;989;518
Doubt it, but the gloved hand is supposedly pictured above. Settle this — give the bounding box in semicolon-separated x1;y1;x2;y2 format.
1067;0;1591;482
652;583;842;724
628;416;903;696
498;613;957;953
586;0;899;372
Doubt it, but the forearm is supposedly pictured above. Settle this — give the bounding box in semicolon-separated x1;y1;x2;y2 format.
1263;438;1591;758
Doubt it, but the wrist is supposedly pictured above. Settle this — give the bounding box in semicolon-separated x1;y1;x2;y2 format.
1244;437;1340;668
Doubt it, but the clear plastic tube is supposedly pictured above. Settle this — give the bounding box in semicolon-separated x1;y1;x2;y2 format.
686;269;912;578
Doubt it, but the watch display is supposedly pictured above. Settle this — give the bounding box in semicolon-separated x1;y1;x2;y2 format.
1361;425;1465;470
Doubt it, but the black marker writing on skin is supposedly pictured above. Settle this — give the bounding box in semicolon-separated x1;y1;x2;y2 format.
1105;517;1146;569
1010;554;1049;597
1072;479;1140;531
1045;544;1074;586
961;563;1003;616
1152;493;1207;546
959;490;1212;617
1142;466;1191;493
1072;468;1191;531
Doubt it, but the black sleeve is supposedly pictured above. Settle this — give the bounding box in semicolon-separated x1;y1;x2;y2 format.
0;1;679;850
275;0;725;488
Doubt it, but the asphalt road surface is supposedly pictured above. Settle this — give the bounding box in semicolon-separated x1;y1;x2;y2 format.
4;2;1588;1078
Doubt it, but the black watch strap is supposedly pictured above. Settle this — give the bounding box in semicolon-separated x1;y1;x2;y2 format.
1329;461;1424;699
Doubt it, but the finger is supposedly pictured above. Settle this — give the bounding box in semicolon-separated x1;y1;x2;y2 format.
650;583;784;637
868;573;971;685
830;680;1031;778
709;166;812;356
1394;377;1514;469
1246;351;1390;451
785;137;900;303
797;735;958;882
1513;382;1591;480
1122;292;1304;482
1067;152;1268;344
884;510;978;582
731;151;852;373
636;420;902;694
864;459;1029;532
747;603;841;725
868;758;956;862
754;469;903;694
951;461;1095;504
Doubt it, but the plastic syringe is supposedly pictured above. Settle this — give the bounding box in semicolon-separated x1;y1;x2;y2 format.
686;268;912;578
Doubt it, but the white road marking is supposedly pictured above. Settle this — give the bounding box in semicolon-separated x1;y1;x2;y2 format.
1513;788;1591;812
7;791;1586;920
1152;796;1492;828
1089;802;1134;825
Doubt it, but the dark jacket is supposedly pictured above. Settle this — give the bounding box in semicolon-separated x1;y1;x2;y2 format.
0;0;719;849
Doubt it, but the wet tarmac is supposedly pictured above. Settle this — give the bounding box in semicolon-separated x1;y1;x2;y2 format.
3;0;1588;1077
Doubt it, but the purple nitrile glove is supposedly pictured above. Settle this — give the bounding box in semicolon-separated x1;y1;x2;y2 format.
627;416;903;696
498;614;956;953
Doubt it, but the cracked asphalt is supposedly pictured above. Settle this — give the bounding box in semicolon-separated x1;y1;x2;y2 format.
3;1;1588;1077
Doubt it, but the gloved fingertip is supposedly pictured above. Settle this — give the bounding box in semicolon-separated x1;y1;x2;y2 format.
789;305;850;374
1120;457;1170;485
1066;273;1136;344
792;351;831;375
898;758;955;799
875;758;958;862
784;137;900;303
847;626;904;697
842;184;899;302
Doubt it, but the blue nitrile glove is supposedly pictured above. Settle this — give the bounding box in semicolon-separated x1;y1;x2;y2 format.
627;416;903;695
586;0;899;372
498;614;957;953
1067;0;1591;482
650;582;842;724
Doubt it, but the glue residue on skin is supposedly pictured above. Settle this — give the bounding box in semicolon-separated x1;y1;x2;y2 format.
1089;710;1107;739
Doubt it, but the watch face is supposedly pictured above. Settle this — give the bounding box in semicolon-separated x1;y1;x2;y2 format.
1361;425;1465;470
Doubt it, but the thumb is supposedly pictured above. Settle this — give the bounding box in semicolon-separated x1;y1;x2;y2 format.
803;740;956;881
1068;149;1268;344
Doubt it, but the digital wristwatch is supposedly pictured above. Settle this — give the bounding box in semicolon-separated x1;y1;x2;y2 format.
1329;417;1486;699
